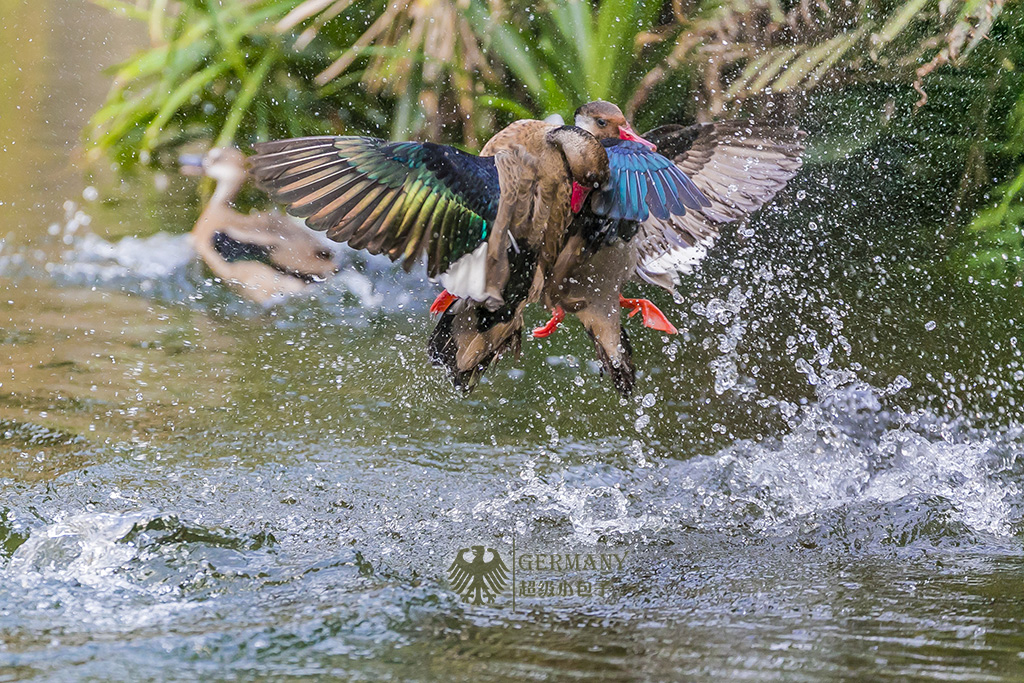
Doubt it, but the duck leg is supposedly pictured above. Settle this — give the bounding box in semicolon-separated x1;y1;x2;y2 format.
619;295;678;334
576;305;635;396
531;306;565;338
430;289;458;315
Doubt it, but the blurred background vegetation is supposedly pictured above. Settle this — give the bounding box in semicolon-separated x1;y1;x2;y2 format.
84;0;1023;288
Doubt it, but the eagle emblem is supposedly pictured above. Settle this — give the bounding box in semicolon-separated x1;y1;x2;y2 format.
448;545;510;605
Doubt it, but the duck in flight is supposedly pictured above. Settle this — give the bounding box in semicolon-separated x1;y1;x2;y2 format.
532;101;805;393
180;147;338;305
422;103;805;394
249;120;610;390
247;106;803;394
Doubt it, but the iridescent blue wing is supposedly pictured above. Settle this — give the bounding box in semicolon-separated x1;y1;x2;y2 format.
589;140;710;223
633;122;806;289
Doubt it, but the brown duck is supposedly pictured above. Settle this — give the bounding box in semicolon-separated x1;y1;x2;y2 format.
534;101;806;394
180;147;338;305
247;121;610;389
248;105;803;394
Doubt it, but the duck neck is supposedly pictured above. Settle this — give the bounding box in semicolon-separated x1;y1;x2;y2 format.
210;173;244;207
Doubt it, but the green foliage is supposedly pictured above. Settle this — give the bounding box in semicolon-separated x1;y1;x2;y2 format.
631;0;1009;116
84;0;1024;287
85;0;386;164
962;197;1024;284
942;4;1024;286
462;0;670;113
87;0;1010;163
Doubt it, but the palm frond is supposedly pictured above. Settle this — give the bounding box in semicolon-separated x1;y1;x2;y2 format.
631;0;1006;115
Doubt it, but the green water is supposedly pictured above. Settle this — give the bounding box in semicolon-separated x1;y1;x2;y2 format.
3;3;1024;681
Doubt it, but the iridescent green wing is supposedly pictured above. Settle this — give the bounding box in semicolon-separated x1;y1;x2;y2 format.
248;136;500;277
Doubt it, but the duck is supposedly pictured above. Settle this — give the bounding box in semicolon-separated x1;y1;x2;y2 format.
531;101;806;394
247;107;803;395
248;121;611;390
179;147;338;305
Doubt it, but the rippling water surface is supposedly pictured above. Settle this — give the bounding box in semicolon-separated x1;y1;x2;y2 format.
3;6;1024;681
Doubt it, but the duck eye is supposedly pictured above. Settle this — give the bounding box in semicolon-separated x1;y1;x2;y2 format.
596;118;608;127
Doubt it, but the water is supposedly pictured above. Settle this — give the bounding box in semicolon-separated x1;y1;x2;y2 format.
3;6;1024;681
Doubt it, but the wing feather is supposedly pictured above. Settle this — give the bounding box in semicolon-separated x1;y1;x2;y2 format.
632;121;805;287
362;189;405;253
645;121;804;220
590;141;708;223
249;136;500;284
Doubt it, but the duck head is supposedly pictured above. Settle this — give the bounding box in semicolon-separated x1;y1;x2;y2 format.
574;100;657;151
546;125;611;213
179;147;247;199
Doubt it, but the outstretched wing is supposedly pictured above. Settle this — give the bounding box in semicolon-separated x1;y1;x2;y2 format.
248;136;501;282
647;121;805;221
590;140;709;223
447;550;475;594
634;121;805;286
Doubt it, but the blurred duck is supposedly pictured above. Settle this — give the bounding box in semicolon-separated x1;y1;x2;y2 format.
179;147;338;305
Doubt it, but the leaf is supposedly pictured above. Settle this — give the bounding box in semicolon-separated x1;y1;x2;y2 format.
873;0;935;49
214;50;278;148
87;0;150;21
772;34;852;92
477;96;535;120
142;61;232;148
748;48;797;94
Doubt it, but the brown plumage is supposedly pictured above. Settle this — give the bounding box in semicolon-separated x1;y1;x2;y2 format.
480;121;609;280
541;101;805;394
247;122;609;392
431;122;610;390
181;148;337;305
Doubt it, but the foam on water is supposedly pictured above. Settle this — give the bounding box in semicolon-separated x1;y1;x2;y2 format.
669;386;1022;543
3;200;432;314
62;231;195;280
476;339;1024;554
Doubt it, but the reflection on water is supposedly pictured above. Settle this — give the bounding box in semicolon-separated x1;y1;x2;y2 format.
3;3;1024;681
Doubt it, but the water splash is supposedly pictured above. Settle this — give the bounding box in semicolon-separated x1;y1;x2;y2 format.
655;374;1024;551
54;231;197;291
691;284;754;395
474;456;669;544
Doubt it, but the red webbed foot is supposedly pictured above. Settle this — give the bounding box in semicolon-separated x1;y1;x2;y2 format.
532;306;565;338
619;295;678;334
430;289;458;315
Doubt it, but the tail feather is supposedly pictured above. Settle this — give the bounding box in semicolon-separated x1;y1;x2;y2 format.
588;324;635;396
428;246;537;393
427;299;523;393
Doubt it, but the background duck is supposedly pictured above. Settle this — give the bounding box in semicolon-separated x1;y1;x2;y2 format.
180;147;338;305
